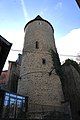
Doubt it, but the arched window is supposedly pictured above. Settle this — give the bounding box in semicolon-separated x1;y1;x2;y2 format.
36;41;39;49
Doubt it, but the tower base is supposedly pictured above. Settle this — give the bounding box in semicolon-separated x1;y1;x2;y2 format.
26;103;72;120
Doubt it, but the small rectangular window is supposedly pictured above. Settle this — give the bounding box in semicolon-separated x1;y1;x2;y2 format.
42;58;46;64
36;41;39;49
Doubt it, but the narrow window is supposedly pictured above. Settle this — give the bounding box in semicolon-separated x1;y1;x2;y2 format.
42;58;46;65
36;41;39;49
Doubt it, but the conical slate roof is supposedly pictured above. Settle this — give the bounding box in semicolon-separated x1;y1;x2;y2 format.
35;15;43;20
24;15;54;32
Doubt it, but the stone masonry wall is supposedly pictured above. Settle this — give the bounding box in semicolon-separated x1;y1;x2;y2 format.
17;19;65;115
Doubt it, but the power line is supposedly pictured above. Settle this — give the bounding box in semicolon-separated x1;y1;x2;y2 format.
11;49;79;58
60;54;77;57
11;49;22;52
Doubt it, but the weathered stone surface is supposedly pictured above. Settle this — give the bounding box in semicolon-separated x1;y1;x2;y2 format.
17;16;70;119
62;59;80;120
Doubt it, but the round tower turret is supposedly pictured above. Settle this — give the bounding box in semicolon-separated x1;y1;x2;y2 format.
17;15;68;119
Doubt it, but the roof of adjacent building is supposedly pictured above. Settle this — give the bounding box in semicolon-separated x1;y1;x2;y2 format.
24;15;54;32
0;35;12;46
0;35;12;75
76;0;80;8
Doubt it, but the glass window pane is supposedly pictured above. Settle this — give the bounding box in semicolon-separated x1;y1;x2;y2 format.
10;94;16;98
4;100;8;106
5;96;9;100
5;92;9;96
10;98;14;102
23;99;25;103
17;100;22;107
9;98;16;118
17;96;23;99
22;97;25;100
3;92;26;119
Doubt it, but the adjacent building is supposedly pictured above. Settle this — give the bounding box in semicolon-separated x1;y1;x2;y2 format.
0;54;22;93
7;54;22;93
0;35;12;75
62;59;80;120
76;0;80;8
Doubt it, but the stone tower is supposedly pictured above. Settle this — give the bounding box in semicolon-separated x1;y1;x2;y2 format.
17;16;70;119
